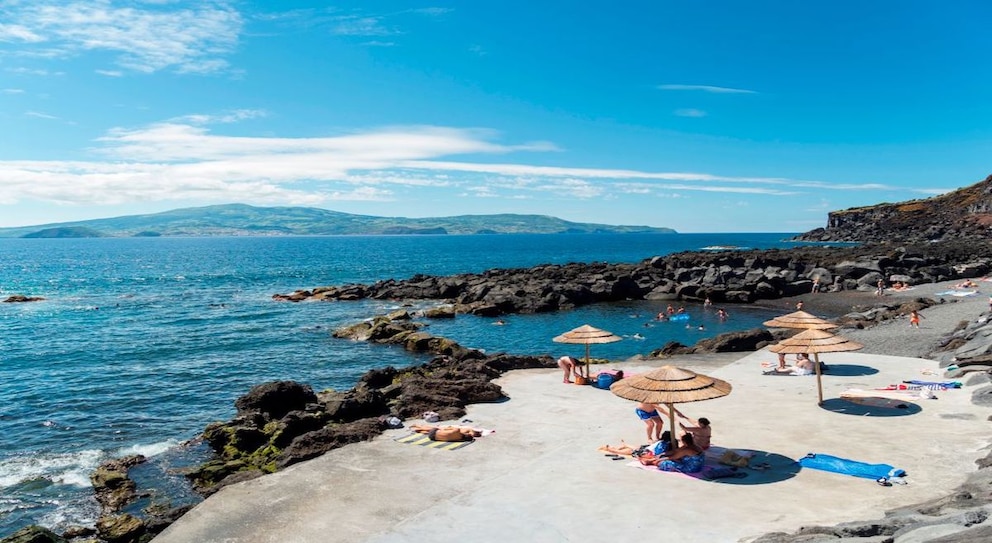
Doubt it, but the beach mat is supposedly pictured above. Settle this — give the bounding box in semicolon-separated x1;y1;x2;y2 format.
799;453;904;481
394;433;474;450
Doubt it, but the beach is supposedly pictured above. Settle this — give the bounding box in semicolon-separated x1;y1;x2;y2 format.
153;281;991;543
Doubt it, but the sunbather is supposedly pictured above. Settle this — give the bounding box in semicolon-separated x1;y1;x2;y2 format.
638;433;705;473
600;431;671;457
410;424;481;442
658;406;712;450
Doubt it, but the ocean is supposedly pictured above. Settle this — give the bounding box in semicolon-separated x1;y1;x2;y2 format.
0;233;802;536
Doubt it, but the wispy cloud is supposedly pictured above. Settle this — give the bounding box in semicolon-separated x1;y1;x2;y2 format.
409;8;454;17
95;69;122;77
0;23;45;43
2;88;25;94
24;110;59;120
0;118;927;210
658;84;757;94
0;1;243;74
331;15;396;37
674;108;706;118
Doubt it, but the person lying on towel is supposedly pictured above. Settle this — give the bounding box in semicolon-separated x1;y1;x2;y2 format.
410;424;481;442
638;433;705;473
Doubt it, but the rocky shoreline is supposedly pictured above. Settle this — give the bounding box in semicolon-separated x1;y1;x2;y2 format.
7;241;992;543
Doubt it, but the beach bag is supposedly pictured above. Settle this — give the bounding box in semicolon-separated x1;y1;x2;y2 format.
597;373;616;389
719;450;751;468
422;411;440;423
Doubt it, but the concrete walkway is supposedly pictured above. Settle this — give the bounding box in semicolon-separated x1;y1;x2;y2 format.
153;350;989;543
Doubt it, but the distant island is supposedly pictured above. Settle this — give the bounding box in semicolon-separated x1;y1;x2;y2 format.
0;204;676;238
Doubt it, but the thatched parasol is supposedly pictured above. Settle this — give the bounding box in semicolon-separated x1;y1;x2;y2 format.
610;365;732;447
769;328;864;404
763;310;838;330
552;324;622;380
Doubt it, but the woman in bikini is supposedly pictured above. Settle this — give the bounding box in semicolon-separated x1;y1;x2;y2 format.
638;433;705;473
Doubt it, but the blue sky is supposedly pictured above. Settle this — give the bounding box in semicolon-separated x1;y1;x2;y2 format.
1;1;990;232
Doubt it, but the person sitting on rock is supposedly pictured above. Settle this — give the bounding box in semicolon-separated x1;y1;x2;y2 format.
410;424;481;442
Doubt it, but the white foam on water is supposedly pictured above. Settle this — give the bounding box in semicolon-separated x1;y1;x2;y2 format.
117;438;178;459
0;449;104;489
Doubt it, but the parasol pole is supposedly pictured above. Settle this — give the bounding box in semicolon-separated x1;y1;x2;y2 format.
666;402;678;448
584;343;591;379
814;353;824;404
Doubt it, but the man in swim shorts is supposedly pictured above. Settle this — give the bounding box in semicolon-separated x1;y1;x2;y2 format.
411;424;480;442
635;401;663;441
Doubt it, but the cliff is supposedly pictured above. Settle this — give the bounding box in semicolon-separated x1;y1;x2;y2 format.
796;173;992;243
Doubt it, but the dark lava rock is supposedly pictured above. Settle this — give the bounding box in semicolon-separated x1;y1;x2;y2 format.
2;295;45;303
234;381;318;421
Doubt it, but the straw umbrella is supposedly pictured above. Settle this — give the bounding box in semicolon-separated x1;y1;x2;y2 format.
552;324;622;380
768;328;864;404
762;310;838;330
610;365;732;448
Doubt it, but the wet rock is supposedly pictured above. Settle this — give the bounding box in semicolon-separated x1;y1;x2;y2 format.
2;295;45;303
90;455;146;512
234;381;318;421
95;513;144;543
0;526;67;543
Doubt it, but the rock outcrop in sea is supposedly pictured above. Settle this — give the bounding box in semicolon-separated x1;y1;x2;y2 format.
274;241;992;313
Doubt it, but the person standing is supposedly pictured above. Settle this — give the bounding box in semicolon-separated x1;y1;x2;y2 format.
909;309;924;328
557;356;579;383
811;277;821;294
634;402;664;442
876;279;885;296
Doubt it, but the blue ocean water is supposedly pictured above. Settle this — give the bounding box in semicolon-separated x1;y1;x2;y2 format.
0;233;800;535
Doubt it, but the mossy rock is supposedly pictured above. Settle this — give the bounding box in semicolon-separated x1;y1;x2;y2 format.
0;525;67;543
96;513;144;543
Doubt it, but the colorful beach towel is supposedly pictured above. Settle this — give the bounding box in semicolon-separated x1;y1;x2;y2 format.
394;432;479;450
903;380;962;388
799;453;905;481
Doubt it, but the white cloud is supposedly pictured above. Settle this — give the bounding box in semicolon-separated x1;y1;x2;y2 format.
0;118;931;211
0;23;45;43
2;88;25;94
95;69;122;77
24;110;59;120
674;108;706;118
331;16;395;37
658;84;757;94
0;1;242;74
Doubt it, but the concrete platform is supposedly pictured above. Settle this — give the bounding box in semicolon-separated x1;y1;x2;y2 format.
153;351;989;543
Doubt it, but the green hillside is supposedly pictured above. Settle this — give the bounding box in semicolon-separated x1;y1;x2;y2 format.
0;204;676;238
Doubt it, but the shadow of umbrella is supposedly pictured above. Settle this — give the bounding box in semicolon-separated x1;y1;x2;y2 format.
769;329;864;405
553;324;622;380
610;365;731;448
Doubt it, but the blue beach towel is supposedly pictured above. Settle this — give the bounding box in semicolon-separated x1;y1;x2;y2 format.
903;380;962;389
799;453;905;481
